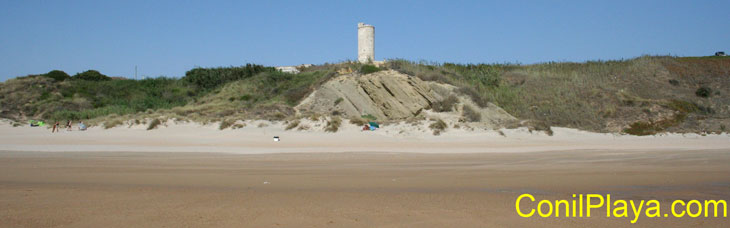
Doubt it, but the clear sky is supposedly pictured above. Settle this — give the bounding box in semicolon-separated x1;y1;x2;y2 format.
1;0;728;81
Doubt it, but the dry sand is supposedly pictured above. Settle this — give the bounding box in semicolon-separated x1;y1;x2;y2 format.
1;121;729;154
1;122;729;227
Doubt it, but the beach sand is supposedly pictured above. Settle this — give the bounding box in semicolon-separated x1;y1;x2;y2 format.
0;122;729;227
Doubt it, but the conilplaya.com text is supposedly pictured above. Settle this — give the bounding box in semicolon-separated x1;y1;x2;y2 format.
516;194;727;223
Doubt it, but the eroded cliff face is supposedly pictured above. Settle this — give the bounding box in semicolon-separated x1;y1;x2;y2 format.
296;70;517;128
296;70;440;120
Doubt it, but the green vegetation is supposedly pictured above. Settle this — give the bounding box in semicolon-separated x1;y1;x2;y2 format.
73;70;111;81
47;77;194;121
387;56;730;133
429;119;447;135
359;64;382;74
103;119;122;129
695;87;712;98
1;55;728;134
285;120;300;130
147;118;162;130
43;70;70;82
361;114;377;121
219;119;235;130
334;97;344;105
431;95;458;112
182;64;275;90
325;116;341;132
349;117;368;126
462;105;481;122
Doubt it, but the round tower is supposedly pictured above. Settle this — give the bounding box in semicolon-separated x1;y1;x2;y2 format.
357;23;374;63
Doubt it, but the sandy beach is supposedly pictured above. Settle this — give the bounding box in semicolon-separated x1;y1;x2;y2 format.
1;122;729;227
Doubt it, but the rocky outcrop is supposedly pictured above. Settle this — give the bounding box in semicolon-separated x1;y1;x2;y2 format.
296;70;445;120
295;70;518;130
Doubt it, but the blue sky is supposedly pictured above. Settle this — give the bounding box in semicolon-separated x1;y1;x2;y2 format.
1;0;728;81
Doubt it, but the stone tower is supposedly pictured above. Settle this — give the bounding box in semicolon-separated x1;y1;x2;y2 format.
357;23;374;63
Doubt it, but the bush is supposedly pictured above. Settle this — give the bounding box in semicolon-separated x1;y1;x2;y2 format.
456;87;489;108
429;119;447;135
695;87;712;98
361;114;377;120
325;116;341;132
182;64;275;90
283;86;311;105
431;95;459;112
219;119;235;130
462;105;481;122
103;119;122;129
349;118;367;126
360;65;382;74
147;119;162;130
285;120;300;130
665;100;698;113
73;70;111;81
43;70;70;82
334;97;344;105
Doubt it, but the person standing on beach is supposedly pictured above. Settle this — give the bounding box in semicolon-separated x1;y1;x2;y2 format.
52;121;59;133
65;120;72;131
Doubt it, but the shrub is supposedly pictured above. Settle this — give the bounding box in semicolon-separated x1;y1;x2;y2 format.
309;113;321;121
147;119;162;130
665;100;698;113
73;70;111;81
534;122;553;136
695;87;712;98
103;119;122;129
283;86;311;105
349;118;367;126
43;70;70;82
182;64;275;90
431;95;459;112
325;116;341;132
360;65;382;74
462;105;481;122
623;114;686;136
623;121;656;136
361;114;377;120
456;87;489;108
334;97;344;105
285;120;300;130
668;79;679;86
219;119;235;130
429;119;447;135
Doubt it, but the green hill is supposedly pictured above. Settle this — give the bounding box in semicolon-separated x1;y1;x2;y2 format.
1;56;728;135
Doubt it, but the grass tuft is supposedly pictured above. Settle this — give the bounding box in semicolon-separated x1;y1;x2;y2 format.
325;116;341;132
147;119;162;130
429;119;447;135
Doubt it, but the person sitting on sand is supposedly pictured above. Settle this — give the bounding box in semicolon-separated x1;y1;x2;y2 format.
78;121;87;131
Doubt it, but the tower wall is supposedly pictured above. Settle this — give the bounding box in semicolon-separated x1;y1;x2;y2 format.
357;23;374;63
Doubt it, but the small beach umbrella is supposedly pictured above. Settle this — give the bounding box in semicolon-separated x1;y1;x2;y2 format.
368;122;379;128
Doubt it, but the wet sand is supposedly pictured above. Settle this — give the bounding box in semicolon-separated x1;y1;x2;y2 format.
1;150;728;227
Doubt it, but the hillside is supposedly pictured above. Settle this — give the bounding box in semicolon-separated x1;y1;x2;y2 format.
1;56;728;135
